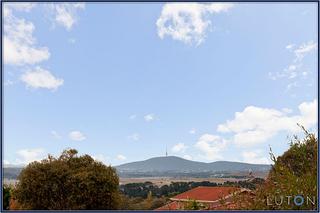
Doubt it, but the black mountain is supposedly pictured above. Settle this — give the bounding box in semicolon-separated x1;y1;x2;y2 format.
116;156;270;173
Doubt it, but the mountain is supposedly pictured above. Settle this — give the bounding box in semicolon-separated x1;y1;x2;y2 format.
116;156;271;173
3;167;23;180
116;156;206;172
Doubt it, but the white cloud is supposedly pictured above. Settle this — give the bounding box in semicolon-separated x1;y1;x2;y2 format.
69;131;86;141
282;108;293;114
3;3;87;92
183;154;193;160
16;148;45;165
194;134;227;160
156;3;233;45
49;3;85;31
128;133;140;141
51;130;61;139
233;130;274;146
172;142;188;153
217;107;284;134
3;9;50;66
241;150;270;164
93;154;109;164
189;128;196;134
144;113;156;122
21;67;64;90
116;154;126;161
217;99;318;146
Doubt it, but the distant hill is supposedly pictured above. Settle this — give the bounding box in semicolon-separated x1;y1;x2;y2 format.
116;156;271;174
3;167;23;180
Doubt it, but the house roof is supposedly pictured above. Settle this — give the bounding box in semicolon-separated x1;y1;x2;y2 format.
155;201;180;210
170;186;239;202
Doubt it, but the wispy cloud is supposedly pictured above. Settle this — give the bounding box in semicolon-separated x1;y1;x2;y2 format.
128;133;140;141
116;154;126;161
189;128;196;134
294;41;317;62
144;113;156;122
69;130;86;141
48;3;85;31
269;41;317;83
51;130;62;139
285;43;295;50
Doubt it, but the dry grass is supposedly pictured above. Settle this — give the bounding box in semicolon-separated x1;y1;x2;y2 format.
120;177;247;186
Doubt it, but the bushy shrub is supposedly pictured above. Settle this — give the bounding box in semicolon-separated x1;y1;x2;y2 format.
237;127;317;210
14;149;120;210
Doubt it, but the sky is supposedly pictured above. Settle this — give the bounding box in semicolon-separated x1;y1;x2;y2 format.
2;2;318;166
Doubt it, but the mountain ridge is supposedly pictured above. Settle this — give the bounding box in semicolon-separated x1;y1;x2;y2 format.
116;156;271;173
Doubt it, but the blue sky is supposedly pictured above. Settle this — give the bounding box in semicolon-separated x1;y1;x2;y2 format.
3;3;318;166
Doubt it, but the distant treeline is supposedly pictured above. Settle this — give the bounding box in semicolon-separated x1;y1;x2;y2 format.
5;168;257;180
118;171;252;178
120;178;264;198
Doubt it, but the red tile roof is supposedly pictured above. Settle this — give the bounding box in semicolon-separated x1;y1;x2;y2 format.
155;201;180;210
171;186;239;202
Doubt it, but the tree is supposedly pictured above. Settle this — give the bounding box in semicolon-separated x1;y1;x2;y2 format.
3;185;11;210
13;149;120;210
145;191;153;209
184;199;202;210
237;127;317;210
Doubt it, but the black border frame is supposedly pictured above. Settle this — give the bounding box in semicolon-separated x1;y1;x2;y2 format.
1;1;319;212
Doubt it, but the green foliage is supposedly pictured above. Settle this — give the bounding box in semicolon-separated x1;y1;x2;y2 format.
3;185;12;210
120;179;261;199
184;199;201;210
118;193;167;210
145;191;153;209
223;178;264;190
14;149;120;210
240;127;317;210
120;181;219;198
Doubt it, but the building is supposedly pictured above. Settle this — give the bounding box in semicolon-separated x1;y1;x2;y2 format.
156;186;250;210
